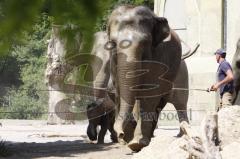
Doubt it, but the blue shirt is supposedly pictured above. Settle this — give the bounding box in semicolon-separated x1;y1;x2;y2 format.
217;60;234;96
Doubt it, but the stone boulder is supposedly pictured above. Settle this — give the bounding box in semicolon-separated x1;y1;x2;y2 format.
221;142;240;159
132;135;189;159
218;105;240;146
132;106;240;159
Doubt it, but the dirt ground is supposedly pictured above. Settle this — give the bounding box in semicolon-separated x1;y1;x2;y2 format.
0;120;179;159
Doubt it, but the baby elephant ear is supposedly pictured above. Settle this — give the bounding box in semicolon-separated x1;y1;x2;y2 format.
152;17;170;47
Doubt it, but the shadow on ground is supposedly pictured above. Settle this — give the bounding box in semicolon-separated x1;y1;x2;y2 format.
4;140;120;159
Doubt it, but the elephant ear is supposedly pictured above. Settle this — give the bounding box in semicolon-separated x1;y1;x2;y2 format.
152;17;170;47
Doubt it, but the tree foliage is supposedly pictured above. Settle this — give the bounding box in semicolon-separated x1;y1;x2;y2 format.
0;0;114;56
0;14;51;119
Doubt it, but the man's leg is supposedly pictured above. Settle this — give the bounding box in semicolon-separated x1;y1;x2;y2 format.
221;92;233;108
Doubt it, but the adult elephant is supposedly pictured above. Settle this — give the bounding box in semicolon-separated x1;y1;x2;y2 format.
105;5;191;151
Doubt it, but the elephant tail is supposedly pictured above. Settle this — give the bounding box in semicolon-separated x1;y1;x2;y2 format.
181;42;200;60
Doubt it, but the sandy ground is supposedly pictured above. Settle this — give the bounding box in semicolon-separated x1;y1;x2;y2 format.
0;120;179;159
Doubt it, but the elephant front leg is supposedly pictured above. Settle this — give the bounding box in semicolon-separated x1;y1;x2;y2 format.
97;118;108;144
108;122;118;143
108;111;118;143
87;124;98;141
128;98;160;152
114;97;135;141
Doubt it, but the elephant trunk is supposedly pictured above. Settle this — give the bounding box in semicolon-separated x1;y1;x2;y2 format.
114;52;141;139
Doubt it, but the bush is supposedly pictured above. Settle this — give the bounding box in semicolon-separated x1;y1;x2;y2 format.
0;89;46;119
0;14;50;119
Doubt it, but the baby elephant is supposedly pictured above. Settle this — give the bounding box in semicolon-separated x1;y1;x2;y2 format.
86;99;118;144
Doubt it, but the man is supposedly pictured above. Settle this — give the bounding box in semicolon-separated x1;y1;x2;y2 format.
210;48;234;109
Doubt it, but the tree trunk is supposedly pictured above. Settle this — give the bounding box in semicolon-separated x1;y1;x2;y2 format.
45;25;81;124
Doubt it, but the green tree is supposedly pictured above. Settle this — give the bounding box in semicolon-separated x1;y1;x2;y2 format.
0;0;115;56
0;14;51;119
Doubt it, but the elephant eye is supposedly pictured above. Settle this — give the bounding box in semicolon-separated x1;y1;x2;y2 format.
104;40;117;50
119;39;132;49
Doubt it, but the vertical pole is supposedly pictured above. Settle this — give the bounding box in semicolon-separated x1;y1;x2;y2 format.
154;0;166;17
222;0;227;50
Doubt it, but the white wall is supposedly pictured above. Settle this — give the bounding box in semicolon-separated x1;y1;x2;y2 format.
226;0;240;62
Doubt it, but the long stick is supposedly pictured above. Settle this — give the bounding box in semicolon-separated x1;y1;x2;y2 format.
172;88;210;92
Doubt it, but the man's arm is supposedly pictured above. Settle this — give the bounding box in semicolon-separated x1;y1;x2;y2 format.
211;69;234;91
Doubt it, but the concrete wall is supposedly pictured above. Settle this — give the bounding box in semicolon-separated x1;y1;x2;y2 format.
226;0;240;61
154;0;223;56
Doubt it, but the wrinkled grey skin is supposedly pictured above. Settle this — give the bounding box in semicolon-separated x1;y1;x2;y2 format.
106;5;189;151
90;32;136;143
232;38;240;105
87;101;118;144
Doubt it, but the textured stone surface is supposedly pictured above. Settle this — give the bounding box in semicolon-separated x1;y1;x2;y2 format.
221;142;240;159
133;106;240;159
132;135;188;159
218;106;240;146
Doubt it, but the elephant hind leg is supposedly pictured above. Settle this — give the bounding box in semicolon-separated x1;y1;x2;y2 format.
98;127;107;144
171;90;189;137
176;107;189;137
151;98;167;137
109;126;118;143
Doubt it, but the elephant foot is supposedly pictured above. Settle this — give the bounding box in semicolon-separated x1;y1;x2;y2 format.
176;129;184;137
127;139;149;152
118;138;127;145
114;120;125;138
97;140;104;144
128;142;146;152
111;134;118;143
